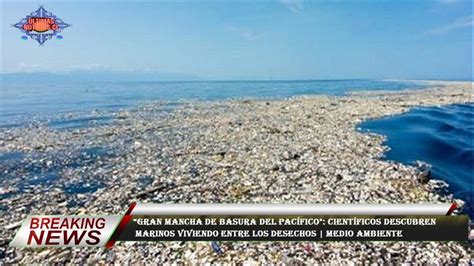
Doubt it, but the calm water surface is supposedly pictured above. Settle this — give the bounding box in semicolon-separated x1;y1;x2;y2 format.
1;79;428;127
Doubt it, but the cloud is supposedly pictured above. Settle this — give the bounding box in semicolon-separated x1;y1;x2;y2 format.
279;0;304;12
426;15;473;35
227;26;264;41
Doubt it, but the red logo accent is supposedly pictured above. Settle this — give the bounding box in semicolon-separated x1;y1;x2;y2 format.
22;17;58;33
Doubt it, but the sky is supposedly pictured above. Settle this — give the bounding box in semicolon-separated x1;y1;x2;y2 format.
1;0;473;80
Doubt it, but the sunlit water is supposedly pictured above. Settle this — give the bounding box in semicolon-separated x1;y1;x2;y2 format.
1;79;428;127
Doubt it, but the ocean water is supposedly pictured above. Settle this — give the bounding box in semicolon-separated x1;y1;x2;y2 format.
1;79;472;210
0;79;428;127
360;104;474;217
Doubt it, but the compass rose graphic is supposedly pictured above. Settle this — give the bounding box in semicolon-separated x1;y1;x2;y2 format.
13;6;70;45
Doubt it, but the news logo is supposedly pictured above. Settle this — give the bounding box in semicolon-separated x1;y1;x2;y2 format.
13;6;70;45
9;216;121;247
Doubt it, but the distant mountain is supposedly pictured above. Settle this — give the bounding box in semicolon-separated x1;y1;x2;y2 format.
1;70;201;83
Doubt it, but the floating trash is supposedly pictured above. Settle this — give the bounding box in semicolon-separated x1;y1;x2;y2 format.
211;241;223;254
0;82;472;263
303;243;313;253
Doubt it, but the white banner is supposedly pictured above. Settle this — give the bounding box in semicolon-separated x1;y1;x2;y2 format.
130;203;456;216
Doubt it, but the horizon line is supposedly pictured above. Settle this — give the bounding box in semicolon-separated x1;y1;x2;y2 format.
1;72;473;83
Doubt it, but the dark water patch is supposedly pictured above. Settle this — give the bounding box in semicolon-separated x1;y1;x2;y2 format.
0;188;18;201
360;103;474;218
27;169;61;187
138;175;155;188
78;146;113;160
0;151;24;163
61;146;115;169
49;115;114;130
0;146;116;198
4;168;64;193
63;180;104;194
0;122;25;129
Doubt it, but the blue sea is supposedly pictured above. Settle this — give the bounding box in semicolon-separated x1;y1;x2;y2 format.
361;104;474;217
1;79;427;127
1;79;472;213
